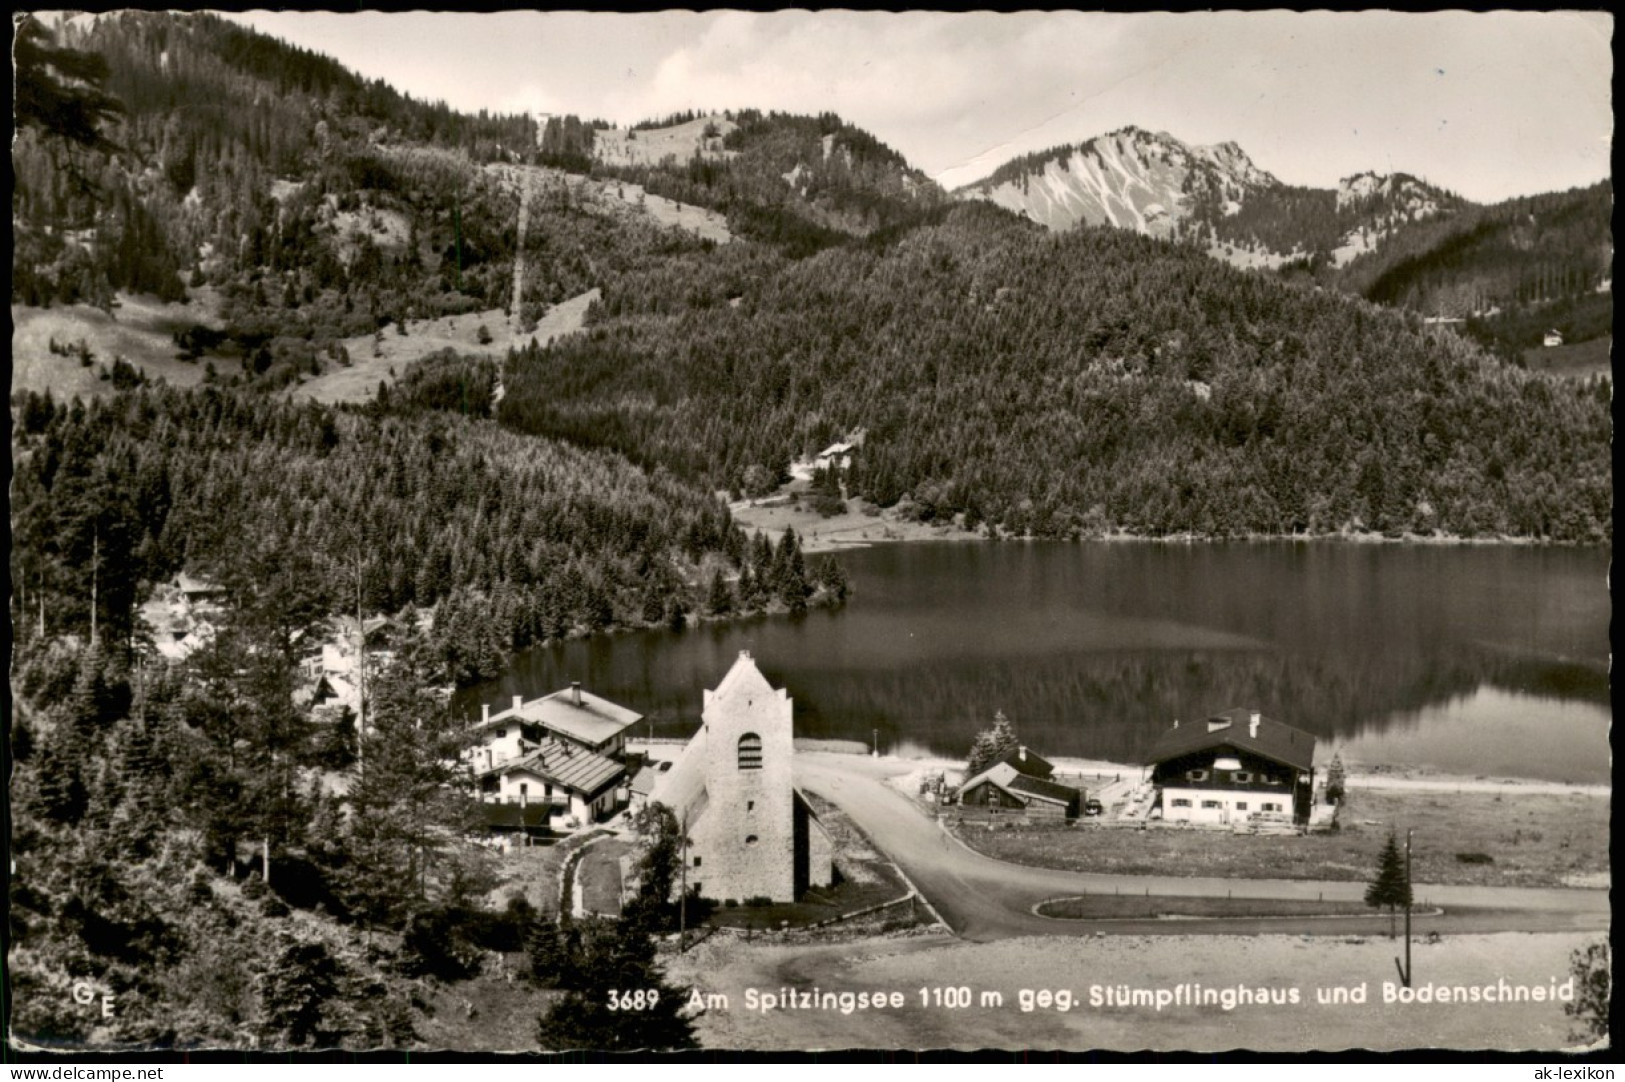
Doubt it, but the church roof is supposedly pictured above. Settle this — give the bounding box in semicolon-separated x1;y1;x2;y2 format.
651;652;786;827
650;724;710;826
709;650;779;701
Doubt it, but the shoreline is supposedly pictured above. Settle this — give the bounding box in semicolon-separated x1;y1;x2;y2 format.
727;494;1604;556
626;742;1611;798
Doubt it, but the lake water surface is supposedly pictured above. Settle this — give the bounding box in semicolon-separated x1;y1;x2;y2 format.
458;542;1611;784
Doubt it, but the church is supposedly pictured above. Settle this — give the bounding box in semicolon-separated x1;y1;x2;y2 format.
652;651;834;903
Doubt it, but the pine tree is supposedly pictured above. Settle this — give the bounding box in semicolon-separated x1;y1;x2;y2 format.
773;528;809;613
1364;829;1412;938
813;555;848;602
340;636;469;925
620;801;683;935
14;17;125;155
705;568;734;617
964;729;1000;783
258;937;346;1047
31;726;90;825
534;917;697;1052
988;710;1019;762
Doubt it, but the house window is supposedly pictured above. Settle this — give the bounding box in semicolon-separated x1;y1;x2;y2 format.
1171;799;1192;808
1201;800;1222;809
520;783;528;797
693;856;702;868
738;733;763;770
1264;775;1281;785
1186;769;1208;782
496;729;506;739
1235;802;1248;811
1234;772;1251;784
745;835;758;846
747;800;754;812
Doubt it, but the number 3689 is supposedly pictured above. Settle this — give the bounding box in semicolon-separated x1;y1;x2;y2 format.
607;989;661;1011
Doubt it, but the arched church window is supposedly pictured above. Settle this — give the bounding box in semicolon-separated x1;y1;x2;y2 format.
738;733;763;770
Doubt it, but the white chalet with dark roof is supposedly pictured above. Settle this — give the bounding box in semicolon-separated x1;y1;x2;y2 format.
1149;708;1317;826
463;682;641;829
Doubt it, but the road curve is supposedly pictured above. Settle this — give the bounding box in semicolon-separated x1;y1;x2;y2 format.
795;752;1611;941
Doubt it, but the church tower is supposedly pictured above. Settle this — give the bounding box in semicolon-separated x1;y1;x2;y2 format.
694;650;797;902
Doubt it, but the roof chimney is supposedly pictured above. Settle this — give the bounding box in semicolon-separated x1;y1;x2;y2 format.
1018;745;1027;762
740;649;752;660
482;703;490;724
513;694;523;712
1173;719;1180;729
571;681;582;707
1249;712;1260;738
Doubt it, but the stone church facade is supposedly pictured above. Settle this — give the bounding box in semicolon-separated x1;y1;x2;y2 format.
653;651;834;903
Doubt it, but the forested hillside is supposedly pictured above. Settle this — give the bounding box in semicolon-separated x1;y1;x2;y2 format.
501;203;1610;543
11;12;715;393
12;12;529;306
576;109;944;255
8;385;753;685
1329;181;1613;359
957;131;1610;357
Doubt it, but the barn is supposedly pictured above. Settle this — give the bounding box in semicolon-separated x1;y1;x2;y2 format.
958;761;1082;820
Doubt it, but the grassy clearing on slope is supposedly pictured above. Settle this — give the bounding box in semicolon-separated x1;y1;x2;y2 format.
287;288;598;405
11;293;217;399
952;787;1608;889
1520;336;1612;379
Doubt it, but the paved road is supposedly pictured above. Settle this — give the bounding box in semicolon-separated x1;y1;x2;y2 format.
796;753;1611;941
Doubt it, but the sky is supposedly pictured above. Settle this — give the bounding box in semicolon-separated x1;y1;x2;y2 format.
226;10;1613;203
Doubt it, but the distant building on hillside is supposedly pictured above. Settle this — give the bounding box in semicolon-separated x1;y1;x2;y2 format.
1543;329;1564;347
651;651;834;903
813;442;854;471
1148;708;1316;825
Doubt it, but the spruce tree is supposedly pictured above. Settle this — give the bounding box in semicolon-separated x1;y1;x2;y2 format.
705;568;734;617
964;729;1000;783
988;710;1019;763
534;917;696;1052
1364;829;1412;938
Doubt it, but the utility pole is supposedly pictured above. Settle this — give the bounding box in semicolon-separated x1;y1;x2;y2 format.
354;551;366;778
1394;827;1413;988
90;526;99;646
677;808;689;952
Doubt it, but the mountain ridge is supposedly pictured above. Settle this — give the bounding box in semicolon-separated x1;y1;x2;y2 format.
952;126;1465;268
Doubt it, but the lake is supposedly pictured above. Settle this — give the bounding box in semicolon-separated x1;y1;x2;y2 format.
457;542;1611;784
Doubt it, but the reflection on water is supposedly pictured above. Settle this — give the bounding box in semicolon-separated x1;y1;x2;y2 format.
1332;688;1611;784
456;542;1610;784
